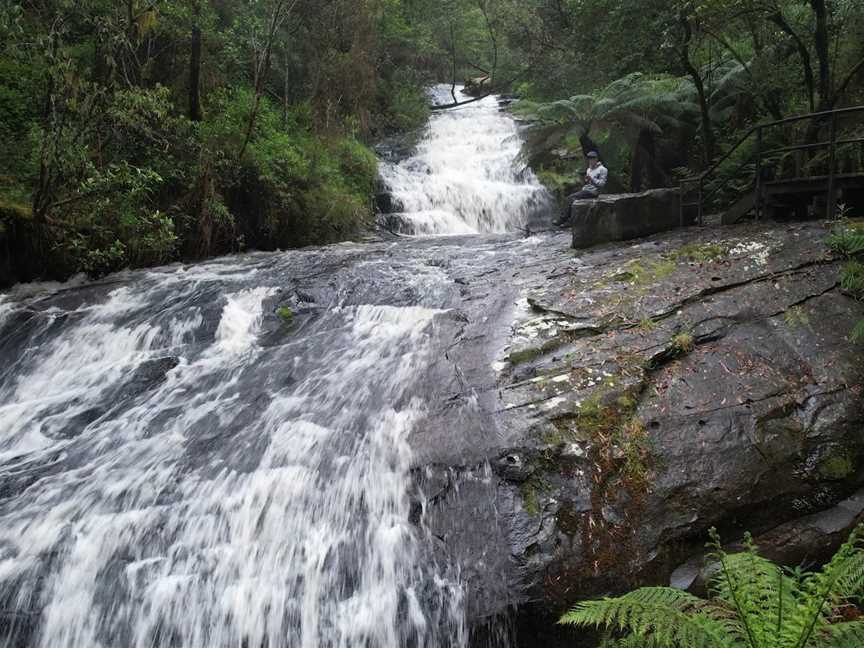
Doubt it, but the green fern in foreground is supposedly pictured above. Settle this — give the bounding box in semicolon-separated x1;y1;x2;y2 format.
560;525;864;648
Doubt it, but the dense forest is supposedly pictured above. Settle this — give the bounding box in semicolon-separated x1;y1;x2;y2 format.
1;0;863;284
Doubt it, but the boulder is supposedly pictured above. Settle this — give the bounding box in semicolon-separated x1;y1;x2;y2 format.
570;188;686;249
671;487;864;595
412;220;864;646
463;75;491;97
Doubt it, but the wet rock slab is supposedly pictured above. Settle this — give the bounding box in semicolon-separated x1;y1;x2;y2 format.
421;221;864;643
570;188;686;249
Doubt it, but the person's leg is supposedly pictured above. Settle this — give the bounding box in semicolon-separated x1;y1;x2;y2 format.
556;190;595;226
556;193;578;225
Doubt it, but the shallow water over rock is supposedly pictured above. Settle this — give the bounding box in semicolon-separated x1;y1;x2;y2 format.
0;85;563;647
378;86;552;235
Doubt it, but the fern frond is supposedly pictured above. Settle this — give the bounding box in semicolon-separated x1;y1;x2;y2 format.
560;587;745;648
819;620;864;647
829;530;864;600
780;525;864;648
599;632;666;647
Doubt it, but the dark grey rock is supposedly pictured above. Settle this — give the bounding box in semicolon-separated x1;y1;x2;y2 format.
417;221;864;636
493;452;534;482
571;188;688;249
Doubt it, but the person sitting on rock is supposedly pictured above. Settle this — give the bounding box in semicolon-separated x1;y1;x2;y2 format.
556;151;608;226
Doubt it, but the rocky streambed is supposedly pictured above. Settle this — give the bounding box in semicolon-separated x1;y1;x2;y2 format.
1;215;861;648
413;219;864;645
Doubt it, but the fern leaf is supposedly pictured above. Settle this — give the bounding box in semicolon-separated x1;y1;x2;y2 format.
708;547;800;645
819;620;864;647
829;534;864;600
560;587;745;648
781;525;864;648
599;632;666;647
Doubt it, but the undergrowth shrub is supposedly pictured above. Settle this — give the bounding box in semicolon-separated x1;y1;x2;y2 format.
561;525;864;647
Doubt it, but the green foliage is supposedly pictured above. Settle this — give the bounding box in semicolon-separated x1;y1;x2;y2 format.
670;243;729;263
377;69;431;132
826;218;864;341
670;332;695;355
610;258;676;286
514;73;696;180
827;230;864;258
840;262;864;300
0;0;413;283
560;525;864;648
638;318;658;332
276;306;294;322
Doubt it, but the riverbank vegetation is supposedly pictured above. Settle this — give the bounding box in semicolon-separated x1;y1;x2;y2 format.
561;525;864;647
0;1;473;284
497;0;864;197
2;1;863;284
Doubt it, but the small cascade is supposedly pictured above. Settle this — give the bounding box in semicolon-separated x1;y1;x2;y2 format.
378;86;551;235
0;253;468;648
0;83;557;648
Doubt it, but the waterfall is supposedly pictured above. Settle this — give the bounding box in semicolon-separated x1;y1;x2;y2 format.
0;88;546;648
378;86;551;235
0;256;467;648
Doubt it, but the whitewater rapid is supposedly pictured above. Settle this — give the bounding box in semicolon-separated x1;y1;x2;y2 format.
378;86;551;235
0;88;553;648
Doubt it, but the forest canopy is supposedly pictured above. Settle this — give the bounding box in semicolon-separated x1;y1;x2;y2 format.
1;0;862;282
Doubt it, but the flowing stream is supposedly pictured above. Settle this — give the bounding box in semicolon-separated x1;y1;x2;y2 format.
0;87;553;648
379;86;550;235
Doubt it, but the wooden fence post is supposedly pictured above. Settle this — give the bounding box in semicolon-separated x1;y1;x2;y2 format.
826;111;838;219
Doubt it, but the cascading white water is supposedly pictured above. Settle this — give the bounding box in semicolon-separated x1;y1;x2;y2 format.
379;86;550;235
0;87;549;648
0;252;466;648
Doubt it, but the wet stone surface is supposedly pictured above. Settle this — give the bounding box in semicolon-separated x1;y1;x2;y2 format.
1;219;862;648
415;220;864;643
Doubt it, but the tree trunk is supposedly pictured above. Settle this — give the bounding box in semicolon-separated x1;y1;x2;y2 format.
579;131;600;159
630;129;663;192
239;0;295;162
770;12;816;112
810;0;831;110
189;3;203;122
680;12;715;165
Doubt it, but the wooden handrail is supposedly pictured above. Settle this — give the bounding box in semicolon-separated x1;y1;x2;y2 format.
680;104;864;225
681;105;864;184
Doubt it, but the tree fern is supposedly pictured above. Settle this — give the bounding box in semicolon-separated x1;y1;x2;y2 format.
558;525;864;648
560;586;745;648
820;620;864;647
707;531;801;647
514;72;696;166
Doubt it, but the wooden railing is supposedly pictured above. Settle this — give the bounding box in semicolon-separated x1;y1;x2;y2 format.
680;105;864;225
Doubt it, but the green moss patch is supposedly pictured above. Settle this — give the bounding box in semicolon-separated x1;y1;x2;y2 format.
519;475;552;516
670;332;695;355
276;306;295;323
609;258;676;286
669;242;729;263
819;452;855;481
783;305;811;329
